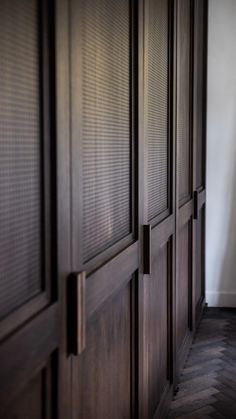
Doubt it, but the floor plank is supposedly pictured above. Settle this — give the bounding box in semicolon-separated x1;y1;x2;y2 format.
169;308;236;419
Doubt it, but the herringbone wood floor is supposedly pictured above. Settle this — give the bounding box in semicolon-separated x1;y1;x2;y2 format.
169;308;236;419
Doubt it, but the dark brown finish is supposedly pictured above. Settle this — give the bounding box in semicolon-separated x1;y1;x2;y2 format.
143;224;151;274
70;0;134;267
176;0;192;205
175;0;208;387
0;0;208;417
145;0;170;222
169;309;236;419
193;189;206;221
146;242;171;417
193;0;208;190
175;0;194;380
195;207;206;316
5;371;44;419
176;223;192;353
55;0;72;417
192;0;208;327
152;215;175;253
0;304;58;415
69;0;139;418
0;0;53;326
4;359;57;419
86;241;139;319
0;0;68;418
0;0;43;319
68;272;86;355
74;281;135;419
194;190;199;219
137;1;146;416
142;1;175;418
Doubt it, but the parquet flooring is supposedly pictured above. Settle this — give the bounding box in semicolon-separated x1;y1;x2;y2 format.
169;308;236;419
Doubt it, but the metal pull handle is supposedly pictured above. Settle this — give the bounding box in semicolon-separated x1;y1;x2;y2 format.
194;190;199;220
143;224;151;274
68;271;86;355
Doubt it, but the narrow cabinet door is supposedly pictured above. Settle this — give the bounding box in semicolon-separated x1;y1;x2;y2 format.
69;1;139;418
0;1;64;417
192;0;208;326
175;0;194;375
142;1;175;417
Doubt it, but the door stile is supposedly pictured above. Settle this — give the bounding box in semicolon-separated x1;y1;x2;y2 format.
138;0;146;417
192;0;208;328
175;0;195;379
170;0;177;391
55;0;72;417
142;0;176;416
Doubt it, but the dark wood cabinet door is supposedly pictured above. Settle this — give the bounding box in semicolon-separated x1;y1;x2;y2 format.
0;0;208;417
175;0;194;376
192;0;208;326
142;0;175;417
69;0;139;417
0;1;65;417
175;0;208;379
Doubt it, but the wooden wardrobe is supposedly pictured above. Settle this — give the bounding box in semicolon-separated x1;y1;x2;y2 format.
0;0;208;418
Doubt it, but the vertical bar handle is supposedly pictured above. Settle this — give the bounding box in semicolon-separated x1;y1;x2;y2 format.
194;190;199;220
68;271;86;355
143;224;151;274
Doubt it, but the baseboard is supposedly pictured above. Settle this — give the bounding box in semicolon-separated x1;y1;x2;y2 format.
206;291;236;308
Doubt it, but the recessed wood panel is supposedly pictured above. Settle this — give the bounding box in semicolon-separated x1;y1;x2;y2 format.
5;372;43;419
196;207;205;307
75;281;134;419
4;358;55;419
146;243;170;418
177;0;191;204
177;222;191;351
145;0;170;221
77;0;132;262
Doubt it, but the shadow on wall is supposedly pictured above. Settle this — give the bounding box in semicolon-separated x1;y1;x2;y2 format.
206;101;236;307
218;125;236;307
206;0;236;308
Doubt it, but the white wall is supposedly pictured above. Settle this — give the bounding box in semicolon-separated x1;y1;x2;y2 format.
206;0;236;307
